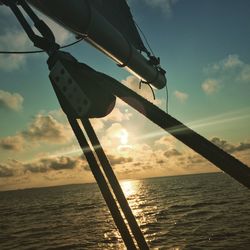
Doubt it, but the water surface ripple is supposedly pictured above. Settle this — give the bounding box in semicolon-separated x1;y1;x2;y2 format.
0;173;249;249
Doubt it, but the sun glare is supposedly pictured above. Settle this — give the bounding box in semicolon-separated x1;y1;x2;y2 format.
117;129;132;153
120;129;128;145
120;180;137;197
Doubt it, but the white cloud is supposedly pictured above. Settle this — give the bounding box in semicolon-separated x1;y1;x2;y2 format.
205;55;243;73
100;122;134;156
0;6;72;72
223;54;243;69
201;79;220;95
0;112;73;152
174;90;189;102
104;107;132;122
142;0;179;16
106;123;128;139
90;118;105;131
0;89;24;111
211;137;250;154
38;15;72;45
203;54;250;84
22;114;72;143
155;135;176;148
238;64;250;82
0;30;29;71
2;131;250;190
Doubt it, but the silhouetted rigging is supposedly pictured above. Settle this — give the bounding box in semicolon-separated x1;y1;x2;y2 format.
1;1;249;249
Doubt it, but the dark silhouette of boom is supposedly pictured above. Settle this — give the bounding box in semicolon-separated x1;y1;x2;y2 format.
27;0;166;89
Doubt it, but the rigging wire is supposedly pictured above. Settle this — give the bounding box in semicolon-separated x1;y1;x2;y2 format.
135;21;169;113
0;37;84;54
139;76;169;113
134;21;156;57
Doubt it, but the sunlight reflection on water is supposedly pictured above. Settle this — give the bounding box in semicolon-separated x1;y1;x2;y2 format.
1;174;250;249
120;179;139;198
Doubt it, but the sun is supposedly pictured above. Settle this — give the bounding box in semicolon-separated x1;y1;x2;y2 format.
120;129;128;145
117;129;132;152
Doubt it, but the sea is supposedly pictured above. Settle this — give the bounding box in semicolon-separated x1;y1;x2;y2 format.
0;173;249;250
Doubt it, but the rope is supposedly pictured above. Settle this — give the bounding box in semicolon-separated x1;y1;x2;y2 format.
134;21;155;57
165;75;169;113
0;37;84;54
139;79;156;100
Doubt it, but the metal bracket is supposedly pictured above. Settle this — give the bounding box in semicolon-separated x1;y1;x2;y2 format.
2;0;59;54
49;60;91;117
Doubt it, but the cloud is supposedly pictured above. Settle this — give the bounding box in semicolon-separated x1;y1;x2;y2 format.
37;14;73;45
0;6;72;72
164;148;181;157
0;164;14;178
106;123;124;137
0;30;29;71
205;54;243;73
201;79;220;95
24;156;85;173
141;0;179;16
90;118;105;131
203;54;250;88
153;134;250;174
0;155;87;178
0;135;24;151
236;142;250;152
2;132;249;191
0;156;92;191
104;107;132;122
223;54;243;69
107;154;133;166
239;64;250;82
0;113;72;152
211;137;235;153
174;90;189;102
211;137;250;154
22;114;72;143
101;123;130;152
0;89;24;111
180;137;250;169
155;135;176;147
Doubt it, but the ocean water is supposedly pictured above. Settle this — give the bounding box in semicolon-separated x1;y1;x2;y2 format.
0;173;249;250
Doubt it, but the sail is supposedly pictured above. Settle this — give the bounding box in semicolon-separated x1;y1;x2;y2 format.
90;0;147;53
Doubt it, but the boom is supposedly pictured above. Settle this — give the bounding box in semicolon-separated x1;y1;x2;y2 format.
27;0;166;89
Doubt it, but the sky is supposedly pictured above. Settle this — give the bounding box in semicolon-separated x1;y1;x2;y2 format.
0;0;250;191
